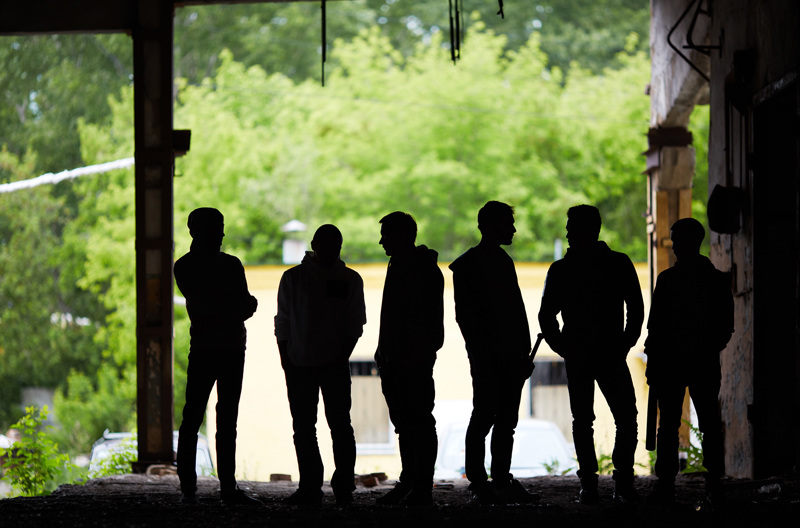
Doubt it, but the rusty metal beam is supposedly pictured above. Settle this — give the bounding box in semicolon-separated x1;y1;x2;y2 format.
132;0;177;470
0;1;137;35
0;1;321;35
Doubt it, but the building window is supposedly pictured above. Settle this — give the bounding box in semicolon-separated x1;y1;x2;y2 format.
529;360;572;441
350;360;394;454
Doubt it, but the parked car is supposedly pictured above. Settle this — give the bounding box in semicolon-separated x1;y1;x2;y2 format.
89;430;214;477
434;419;576;479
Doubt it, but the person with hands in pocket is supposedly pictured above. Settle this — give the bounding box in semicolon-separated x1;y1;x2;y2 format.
538;204;644;505
275;224;367;506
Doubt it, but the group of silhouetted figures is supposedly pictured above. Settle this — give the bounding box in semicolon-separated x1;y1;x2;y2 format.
173;203;733;508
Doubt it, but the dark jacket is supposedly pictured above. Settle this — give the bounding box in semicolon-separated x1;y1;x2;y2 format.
174;243;257;351
375;245;445;369
645;255;734;364
449;244;531;364
274;252;366;367
538;241;644;359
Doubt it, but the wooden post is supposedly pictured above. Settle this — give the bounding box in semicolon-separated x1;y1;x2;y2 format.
645;127;697;454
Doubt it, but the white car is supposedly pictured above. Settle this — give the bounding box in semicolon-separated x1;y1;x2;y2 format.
89;430;214;477
434;419;576;479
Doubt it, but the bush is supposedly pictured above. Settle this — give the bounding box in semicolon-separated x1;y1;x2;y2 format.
0;406;73;496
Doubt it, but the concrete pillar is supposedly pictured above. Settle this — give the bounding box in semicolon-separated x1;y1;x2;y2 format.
133;0;175;469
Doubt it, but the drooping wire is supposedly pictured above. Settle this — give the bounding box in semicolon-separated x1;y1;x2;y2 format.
321;0;327;86
448;0;463;64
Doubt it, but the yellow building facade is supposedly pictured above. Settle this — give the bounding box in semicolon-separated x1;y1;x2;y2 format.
204;262;651;482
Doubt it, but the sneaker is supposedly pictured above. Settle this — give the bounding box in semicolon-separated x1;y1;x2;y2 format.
282;489;323;506
646;480;675;505
180;493;199;504
221;488;263;506
495;479;540;504
612;471;638;505
613;484;640;505
376;481;411;506
334;491;354;506
579;486;600;505
578;474;600;505
399;490;433;508
468;481;496;505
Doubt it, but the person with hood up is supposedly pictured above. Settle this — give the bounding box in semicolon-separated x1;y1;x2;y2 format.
275;224;367;506
449;201;539;505
538;204;644;505
645;218;733;505
374;211;444;507
174;207;260;505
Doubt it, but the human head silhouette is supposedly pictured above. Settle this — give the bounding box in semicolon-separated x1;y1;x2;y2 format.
188;208;224;251
311;224;343;267
566;204;601;249
670;217;704;261
379;211;417;257
478;201;516;246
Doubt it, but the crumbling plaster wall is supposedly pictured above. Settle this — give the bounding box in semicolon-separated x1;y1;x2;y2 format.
706;0;800;478
706;0;753;480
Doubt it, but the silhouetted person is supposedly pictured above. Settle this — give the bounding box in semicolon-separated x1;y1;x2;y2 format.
538;204;644;504
174;207;260;505
275;224;366;506
645;218;733;505
374;211;444;507
449;201;539;505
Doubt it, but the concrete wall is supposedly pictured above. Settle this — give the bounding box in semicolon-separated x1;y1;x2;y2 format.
706;0;799;478
652;0;800;478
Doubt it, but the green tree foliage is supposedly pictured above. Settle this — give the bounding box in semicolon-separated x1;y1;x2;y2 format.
0;35;132;174
0;149;105;429
171;1;650;85
164;22;650;263
175;1;378;84
356;0;649;75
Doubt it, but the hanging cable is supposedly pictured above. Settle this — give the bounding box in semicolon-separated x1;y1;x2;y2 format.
448;0;456;64
321;0;327;87
448;0;463;64
497;1;505;19
457;0;463;61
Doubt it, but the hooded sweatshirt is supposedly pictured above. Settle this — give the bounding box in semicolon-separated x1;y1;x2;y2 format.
645;254;733;361
449;244;531;363
174;241;257;351
538;240;644;359
375;245;445;369
274;252;366;367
